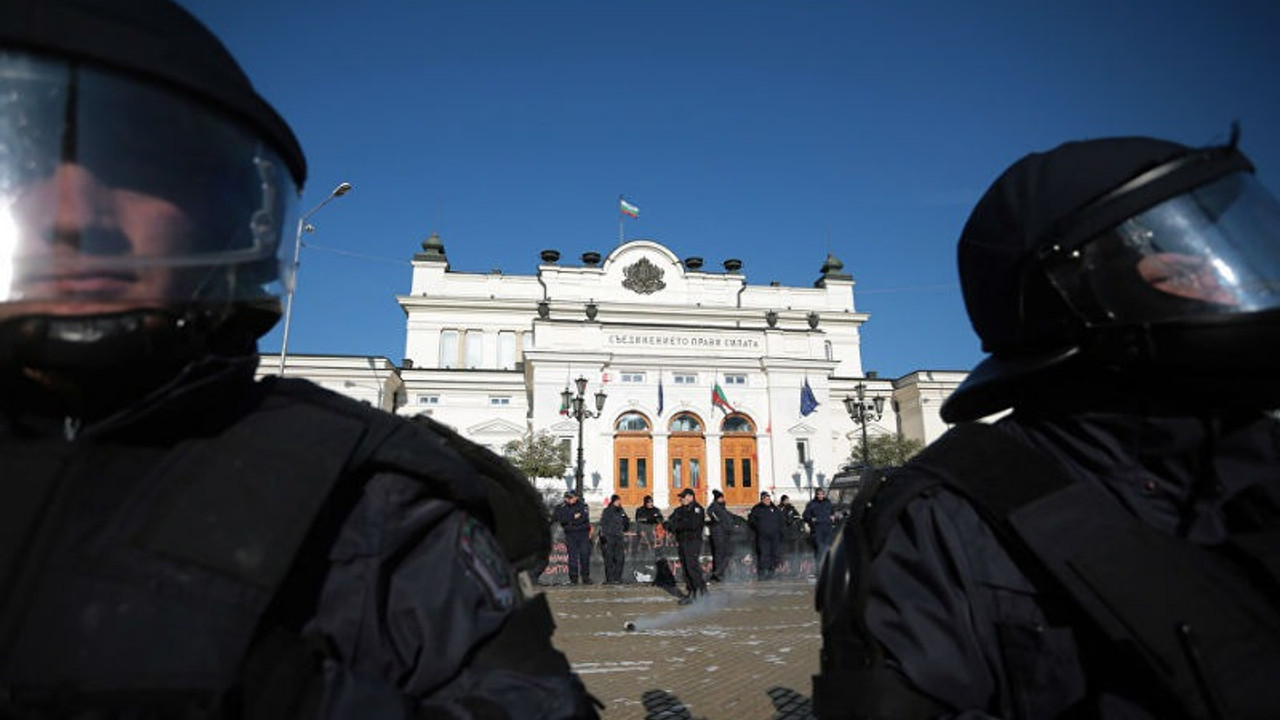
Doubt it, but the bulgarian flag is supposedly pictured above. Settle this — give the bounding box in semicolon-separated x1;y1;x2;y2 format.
619;198;640;218
711;382;735;415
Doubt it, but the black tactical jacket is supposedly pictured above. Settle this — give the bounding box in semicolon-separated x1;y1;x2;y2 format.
666;502;705;542
598;504;631;537
553;501;591;535
816;410;1280;720
634;505;664;525
706;500;735;536
747;502;783;539
0;355;595;720
802;497;835;532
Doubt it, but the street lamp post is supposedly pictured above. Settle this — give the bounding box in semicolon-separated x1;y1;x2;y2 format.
562;376;607;498
843;382;886;466
278;182;353;375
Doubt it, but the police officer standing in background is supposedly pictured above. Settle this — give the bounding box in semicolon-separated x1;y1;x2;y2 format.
815;132;1280;719
665;488;708;604
802;487;836;563
706;489;735;582
634;494;664;551
778;494;804;548
554;491;593;584
598;494;630;584
748;491;783;580
0;1;597;717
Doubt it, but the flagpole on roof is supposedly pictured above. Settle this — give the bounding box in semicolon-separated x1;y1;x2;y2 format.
619;196;641;243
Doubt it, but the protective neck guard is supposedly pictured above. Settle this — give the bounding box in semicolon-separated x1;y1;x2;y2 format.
0;307;254;422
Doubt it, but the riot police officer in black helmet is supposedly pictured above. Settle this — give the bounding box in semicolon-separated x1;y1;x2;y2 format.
814;130;1280;720
0;1;597;718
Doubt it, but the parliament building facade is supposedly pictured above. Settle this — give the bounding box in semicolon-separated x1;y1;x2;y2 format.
261;234;967;508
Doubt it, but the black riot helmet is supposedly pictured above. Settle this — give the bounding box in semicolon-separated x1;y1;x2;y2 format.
0;0;306;379
942;132;1280;422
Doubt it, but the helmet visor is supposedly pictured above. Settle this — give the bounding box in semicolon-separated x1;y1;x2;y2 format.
1043;171;1280;325
0;51;298;314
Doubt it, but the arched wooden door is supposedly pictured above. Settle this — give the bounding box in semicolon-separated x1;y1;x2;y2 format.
667;413;707;504
613;412;653;507
720;414;758;506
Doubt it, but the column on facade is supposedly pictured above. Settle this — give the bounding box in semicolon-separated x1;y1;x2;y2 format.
704;430;723;501
651;425;670;509
755;424;774;494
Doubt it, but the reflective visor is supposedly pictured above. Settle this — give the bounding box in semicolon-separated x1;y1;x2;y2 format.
0;51;297;308
1042;171;1280;325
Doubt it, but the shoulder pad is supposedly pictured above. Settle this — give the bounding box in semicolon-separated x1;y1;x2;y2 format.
261;378;550;573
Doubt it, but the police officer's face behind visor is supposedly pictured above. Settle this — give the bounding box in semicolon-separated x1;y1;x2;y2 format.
0;56;293;320
3;163;198;318
1046;172;1280;326
1136;252;1238;306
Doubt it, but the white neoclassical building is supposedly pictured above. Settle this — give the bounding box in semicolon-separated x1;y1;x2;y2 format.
262;234;967;508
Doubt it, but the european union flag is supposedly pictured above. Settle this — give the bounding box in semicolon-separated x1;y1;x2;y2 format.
800;378;819;416
657;376;664;417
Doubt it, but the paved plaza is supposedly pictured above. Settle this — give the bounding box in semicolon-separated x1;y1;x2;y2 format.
541;579;821;720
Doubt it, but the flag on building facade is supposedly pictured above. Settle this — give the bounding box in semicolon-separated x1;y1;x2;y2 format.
558;392;571;416
657;375;664;417
711;382;735;415
619;197;640;218
800;377;820;416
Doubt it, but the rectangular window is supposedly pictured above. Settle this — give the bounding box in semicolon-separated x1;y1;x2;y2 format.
619;458;630;489
489;396;511;406
796;439;810;465
724;459;736;488
464;330;484;369
558;439;572;464
637;458;647;489
672;373;696;385
724;373;746;385
690;458;701;488
671;458;683;488
743;458;753;488
418;394;440;405
497;331;516;369
621;372;646;384
439;330;459;369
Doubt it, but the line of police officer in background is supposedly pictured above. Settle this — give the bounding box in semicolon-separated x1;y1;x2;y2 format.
549;487;840;594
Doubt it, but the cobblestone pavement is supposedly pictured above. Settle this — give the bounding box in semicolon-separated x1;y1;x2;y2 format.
541;579;820;720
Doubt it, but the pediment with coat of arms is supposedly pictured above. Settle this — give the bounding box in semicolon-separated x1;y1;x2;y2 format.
621;257;666;295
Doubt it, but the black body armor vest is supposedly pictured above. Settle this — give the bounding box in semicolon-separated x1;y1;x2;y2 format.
0;377;549;718
816;423;1280;720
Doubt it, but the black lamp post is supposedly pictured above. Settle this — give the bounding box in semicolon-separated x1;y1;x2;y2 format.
843;382;885;466
562;376;608;497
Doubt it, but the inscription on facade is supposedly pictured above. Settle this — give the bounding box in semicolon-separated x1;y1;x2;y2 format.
621;257;666;295
607;332;761;349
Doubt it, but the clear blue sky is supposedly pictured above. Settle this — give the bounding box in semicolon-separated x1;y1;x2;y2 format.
180;0;1280;380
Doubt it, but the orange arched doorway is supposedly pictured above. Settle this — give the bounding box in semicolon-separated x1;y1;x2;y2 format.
667;412;707;504
720;414;758;506
613;411;653;507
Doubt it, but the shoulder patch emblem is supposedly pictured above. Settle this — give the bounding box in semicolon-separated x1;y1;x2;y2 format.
458;516;516;611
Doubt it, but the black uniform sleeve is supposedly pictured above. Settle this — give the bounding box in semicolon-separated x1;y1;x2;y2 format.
308;471;597;719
